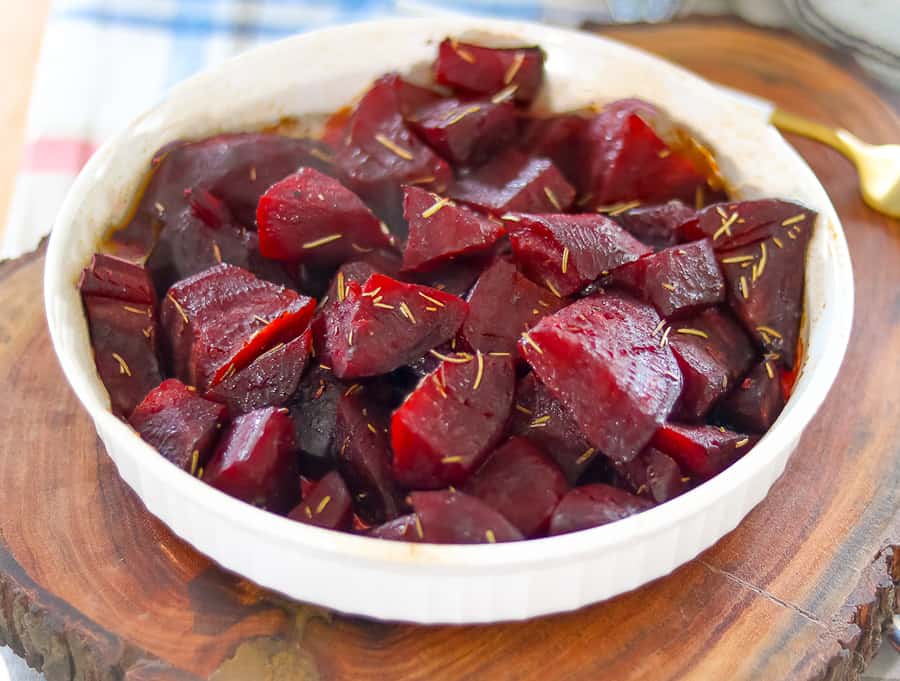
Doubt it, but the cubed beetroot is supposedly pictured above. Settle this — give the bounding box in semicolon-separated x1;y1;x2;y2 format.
450;150;575;216
160;264;315;391
507;213;651;296
407;97;517;165
461;257;564;354
611;200;696;251
287;365;347;466
401;186;506;272
392;353;515;488
79;253;156;304
128;378;227;472
652;423;756;478
256;168;392;265
409;490;524;544
616;447;688;503
334;393;401;524
716;360;786;433
519;294;682;463
463;437;568;537
680;199;816;251
368;513;422;541
548;484;654;535
609;239;725;318
509;373;596;484
203;407;297;509
519;114;588;184
434;39;544;104
668;307;756;420
287;471;353;531
407;253;492;298
205;330;311;415
318;274;468;379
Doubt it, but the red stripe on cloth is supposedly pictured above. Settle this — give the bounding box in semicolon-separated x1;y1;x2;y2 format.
22;138;99;173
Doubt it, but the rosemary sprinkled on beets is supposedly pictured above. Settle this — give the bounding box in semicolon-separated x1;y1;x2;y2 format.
111;352;131;376
374;133;413;160
504;52;525;84
302;233;343;249
676;328;709;339
421;195;451;218
543;186;561;210
473;351;485;391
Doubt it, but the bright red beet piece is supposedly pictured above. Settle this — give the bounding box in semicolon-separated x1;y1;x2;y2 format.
463;437;568;537
401;186;506;272
203;407;297;509
652;423;756;478
450;150;575;216
408;97;517;165
616;447;688;503
392;353;515;488
334;393;401;524
507;213;651;296
288;471;353;531
549;484;654;535
667;307;756;420
128;378;227;472
79;253;155;304
319;274;468;379
256;168;392;265
434;39;545;104
610;239;725;318
368;514;421;541
520;114;588;184
205;330;311;415
461;257;563;353
509;373;596;484
612;200;697;251
160;264;315;391
717;360;786;433
519;294;682;463
680;199;816;252
409;490;524;544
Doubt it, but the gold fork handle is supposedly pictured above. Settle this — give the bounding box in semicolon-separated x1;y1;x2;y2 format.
769;108;857;157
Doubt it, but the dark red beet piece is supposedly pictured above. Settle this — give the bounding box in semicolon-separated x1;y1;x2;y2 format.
408;253;492;298
334;393;401;524
520;114;588;184
507;213;651;296
463;437;568;537
609;239;725;318
256;168;393;266
287;471;353;531
128;378;227;473
519;294;682;463
616;447;688;503
205;330;311;415
613;200;697;251
716;360;786;433
203;407;297;509
680;199;816;252
319;274;468;379
160;264;315;391
434;39;545;104
410;490;524;544
667;307;756;420
461;257;563;354
450;150;575;216
407;97;517;166
652;423;756;478
548;484;654;535
509;373;596;484
401;186;506;272
368;513;422;541
287;365;347;466
392;353;515;488
79;253;155;304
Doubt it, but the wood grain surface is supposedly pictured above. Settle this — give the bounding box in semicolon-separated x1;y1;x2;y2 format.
0;19;898;681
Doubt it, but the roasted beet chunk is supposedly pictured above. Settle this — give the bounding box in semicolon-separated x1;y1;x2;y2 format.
668;307;756;420
716;360;786;433
434;39;544;104
407;97;517;165
257;168;392;265
205;330;311;415
203;407;297;510
549;484;654;535
288;471;353;531
652;423;756;478
408;253;492;298
79;255;163;417
611;200;696;251
461;257;563;353
463;437;568;537
520;295;682;463
610;239;725;318
392;353;515;488
410;490;523;544
401;186;506;272
507;213;651;296
334;393;401;524
509;373;596;484
681;199;816;251
520;114;588;184
616;447;689;503
579;99;707;207
368;514;422;541
319;274;467;379
160;264;315;391
128;378;227;472
450;150;575;216
287;365;347;467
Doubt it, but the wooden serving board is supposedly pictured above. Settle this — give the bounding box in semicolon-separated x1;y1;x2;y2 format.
1;19;898;681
